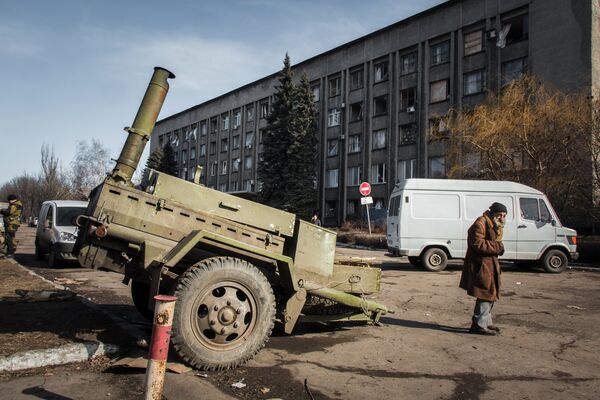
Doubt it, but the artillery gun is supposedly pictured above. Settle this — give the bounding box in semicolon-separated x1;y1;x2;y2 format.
74;67;392;370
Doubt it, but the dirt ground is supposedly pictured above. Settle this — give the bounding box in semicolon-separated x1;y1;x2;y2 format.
3;227;600;399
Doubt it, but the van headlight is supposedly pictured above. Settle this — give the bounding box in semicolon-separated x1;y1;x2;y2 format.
59;232;76;242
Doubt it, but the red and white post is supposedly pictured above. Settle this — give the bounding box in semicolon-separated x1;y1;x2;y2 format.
144;295;177;400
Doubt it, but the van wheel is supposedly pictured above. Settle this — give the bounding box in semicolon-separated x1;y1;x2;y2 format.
542;249;568;273
408;257;421;266
422;248;448;272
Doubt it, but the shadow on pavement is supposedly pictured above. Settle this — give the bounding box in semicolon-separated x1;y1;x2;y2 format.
380;317;470;334
22;386;74;400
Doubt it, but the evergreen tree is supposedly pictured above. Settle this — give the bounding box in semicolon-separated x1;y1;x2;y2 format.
258;55;318;219
258;54;296;210
144;146;164;177
287;73;318;220
161;143;178;176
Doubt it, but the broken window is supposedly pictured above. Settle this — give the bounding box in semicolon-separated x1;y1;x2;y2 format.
399;88;416;111
374;61;389;82
373;95;388;115
327;139;338;157
350;102;363;122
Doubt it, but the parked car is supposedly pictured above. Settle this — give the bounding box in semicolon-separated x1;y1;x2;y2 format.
35;200;89;267
386;179;578;273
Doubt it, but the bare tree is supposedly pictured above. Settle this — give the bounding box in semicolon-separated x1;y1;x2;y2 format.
436;76;596;227
70;139;113;198
39;144;72;201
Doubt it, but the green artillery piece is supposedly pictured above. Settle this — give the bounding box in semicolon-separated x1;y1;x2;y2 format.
74;67;392;370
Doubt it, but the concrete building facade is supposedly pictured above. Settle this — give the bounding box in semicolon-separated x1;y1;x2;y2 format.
152;0;598;226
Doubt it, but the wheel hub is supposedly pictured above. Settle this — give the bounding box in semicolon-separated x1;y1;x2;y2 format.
218;307;236;325
550;256;562;268
430;254;442;266
193;282;256;349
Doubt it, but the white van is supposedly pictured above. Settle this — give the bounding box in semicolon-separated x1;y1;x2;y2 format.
35;200;89;267
387;179;578;273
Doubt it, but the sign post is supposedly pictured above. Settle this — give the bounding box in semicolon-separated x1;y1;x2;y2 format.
359;182;372;235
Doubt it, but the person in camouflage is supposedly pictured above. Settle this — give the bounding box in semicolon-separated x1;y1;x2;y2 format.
1;194;23;258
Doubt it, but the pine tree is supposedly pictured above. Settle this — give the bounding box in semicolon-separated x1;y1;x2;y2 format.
161;143;178;176
144;146;164;177
258;54;296;210
287;73;318;220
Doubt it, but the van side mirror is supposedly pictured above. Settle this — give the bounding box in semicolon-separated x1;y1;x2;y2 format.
551;219;556;227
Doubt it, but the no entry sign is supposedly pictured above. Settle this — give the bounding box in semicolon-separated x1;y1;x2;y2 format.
359;182;371;196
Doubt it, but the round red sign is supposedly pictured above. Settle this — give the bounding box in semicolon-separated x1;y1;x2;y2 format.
359;182;371;196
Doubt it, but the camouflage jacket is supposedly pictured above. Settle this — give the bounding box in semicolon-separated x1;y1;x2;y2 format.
1;200;23;231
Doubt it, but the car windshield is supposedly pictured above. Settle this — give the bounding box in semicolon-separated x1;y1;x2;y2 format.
56;207;87;227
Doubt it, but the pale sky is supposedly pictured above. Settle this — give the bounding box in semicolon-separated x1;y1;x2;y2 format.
0;0;445;185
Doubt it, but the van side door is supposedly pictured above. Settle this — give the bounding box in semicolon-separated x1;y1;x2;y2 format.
516;197;556;260
464;194;516;260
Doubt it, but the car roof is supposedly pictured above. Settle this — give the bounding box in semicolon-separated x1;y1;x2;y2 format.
393;179;543;195
44;200;89;207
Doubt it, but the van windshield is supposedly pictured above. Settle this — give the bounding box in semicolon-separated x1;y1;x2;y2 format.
56;207;87;227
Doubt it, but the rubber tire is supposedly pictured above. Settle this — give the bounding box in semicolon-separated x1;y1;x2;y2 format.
407;256;421;266
542;249;568;274
35;242;45;261
421;248;448;272
48;248;57;268
171;257;276;371
131;280;154;321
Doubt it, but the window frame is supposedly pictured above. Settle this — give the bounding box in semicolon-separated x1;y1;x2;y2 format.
372;129;387;150
430;79;449;103
400;52;417;75
374;61;389;83
464;30;484;56
430;41;450;66
329;76;341;97
463;69;486;96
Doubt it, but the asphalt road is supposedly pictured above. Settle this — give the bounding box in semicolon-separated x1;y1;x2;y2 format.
9;227;600;399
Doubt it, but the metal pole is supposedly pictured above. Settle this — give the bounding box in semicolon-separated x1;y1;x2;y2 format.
144;295;177;400
366;203;372;235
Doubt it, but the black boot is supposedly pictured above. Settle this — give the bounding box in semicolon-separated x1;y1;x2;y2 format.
469;323;496;336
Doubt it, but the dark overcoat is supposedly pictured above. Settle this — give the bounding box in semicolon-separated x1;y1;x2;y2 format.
459;213;504;301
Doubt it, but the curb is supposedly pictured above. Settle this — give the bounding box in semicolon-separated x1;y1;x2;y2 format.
0;342;120;372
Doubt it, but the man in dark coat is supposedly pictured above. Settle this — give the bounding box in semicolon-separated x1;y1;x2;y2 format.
459;202;507;335
1;194;23;259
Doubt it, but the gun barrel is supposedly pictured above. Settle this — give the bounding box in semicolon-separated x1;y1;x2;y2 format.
112;67;175;183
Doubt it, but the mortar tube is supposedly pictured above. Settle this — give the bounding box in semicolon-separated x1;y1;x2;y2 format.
112;67;176;184
303;281;394;315
144;295;177;400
